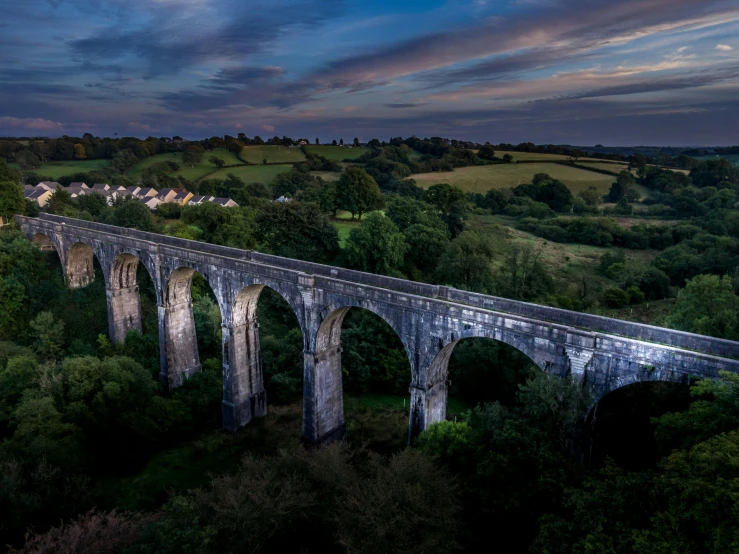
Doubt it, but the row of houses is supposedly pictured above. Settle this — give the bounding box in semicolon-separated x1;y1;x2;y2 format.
24;182;238;209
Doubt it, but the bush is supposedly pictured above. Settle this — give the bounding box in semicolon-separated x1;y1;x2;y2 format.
603;287;629;308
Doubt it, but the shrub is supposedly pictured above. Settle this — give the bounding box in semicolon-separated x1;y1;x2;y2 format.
603;287;629;308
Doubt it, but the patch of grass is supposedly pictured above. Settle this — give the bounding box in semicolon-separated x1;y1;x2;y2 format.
207;164;294;185
310;170;342;181
597;298;676;326
241;145;306;164
126;149;243;182
304;145;367;161
334;221;356;247
411;162;616;194
33;159;111;179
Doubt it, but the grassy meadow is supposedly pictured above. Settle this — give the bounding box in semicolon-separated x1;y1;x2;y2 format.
241;145;306;164
304;145;367;161
126;149;243;182
411;162;616;194
34;159;110;179
207;164;293;184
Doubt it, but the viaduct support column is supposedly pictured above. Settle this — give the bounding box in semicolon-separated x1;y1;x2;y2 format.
158;299;201;388
222;318;267;432
106;284;143;344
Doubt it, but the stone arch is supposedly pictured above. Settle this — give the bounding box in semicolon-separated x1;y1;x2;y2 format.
31;232;55;251
420;328;547;432
65;241;99;289
307;304;413;443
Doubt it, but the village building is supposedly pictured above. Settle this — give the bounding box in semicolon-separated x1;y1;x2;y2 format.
24;188;53;207
36;181;61;191
140;196;162;210
69;182;89;188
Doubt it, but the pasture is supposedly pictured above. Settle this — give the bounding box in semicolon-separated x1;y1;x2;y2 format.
410;162;616;194
304;145;367;161
33;159;110;179
126;149;242;182
241;145;306;164
206;164;293;184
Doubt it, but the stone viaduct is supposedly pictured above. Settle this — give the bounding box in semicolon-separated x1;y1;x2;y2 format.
16;214;739;443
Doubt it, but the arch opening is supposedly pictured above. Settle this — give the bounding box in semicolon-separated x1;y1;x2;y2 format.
162;267;222;388
66;241;96;289
309;306;412;448
31;233;55;251
421;336;541;434
224;284;304;431
588;380;691;471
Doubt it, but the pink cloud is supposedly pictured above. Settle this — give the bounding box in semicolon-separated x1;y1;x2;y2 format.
261;124;276;132
0;117;64;131
129;122;156;131
341;106;356;112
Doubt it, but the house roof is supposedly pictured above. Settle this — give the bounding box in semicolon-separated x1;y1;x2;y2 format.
91;183;110;190
37;181;61;189
212;197;238;206
173;191;192;200
70;182;88;188
26;189;51;199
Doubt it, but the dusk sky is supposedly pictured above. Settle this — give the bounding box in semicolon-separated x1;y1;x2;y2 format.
1;0;738;145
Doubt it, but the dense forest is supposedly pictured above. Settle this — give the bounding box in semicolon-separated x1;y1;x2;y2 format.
1;133;739;552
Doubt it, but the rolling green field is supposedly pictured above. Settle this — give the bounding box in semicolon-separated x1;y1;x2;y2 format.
126;149;243;182
32;159;111;179
411;162;616;194
304;145;367;161
206;164;293;184
241;145;306;164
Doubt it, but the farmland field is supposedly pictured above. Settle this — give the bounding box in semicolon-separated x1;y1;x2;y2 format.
576;161;630;174
304;145;367;161
33;159;110;179
206;164;293;184
241;145;306;164
126;149;242;182
411;162;616;194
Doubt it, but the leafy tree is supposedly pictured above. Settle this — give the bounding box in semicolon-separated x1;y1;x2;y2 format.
182;203;256;249
337;166;384;220
498;244;553;300
0;180;25;219
30;311;65;360
46;188;75;215
182;144;204;168
344;212;407;275
402;224;449;277
73;144;87;160
255;202;339;263
436;231;496;293
108;198;155;231
208;156;225;169
423;183;468;237
602;287;629;308
12;151;42;170
668;274;739;339
477;144;496;160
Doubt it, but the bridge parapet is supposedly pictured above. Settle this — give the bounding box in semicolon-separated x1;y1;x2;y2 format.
23;213;739;360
